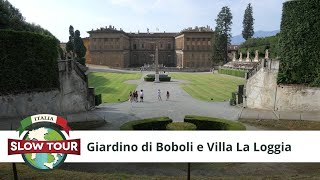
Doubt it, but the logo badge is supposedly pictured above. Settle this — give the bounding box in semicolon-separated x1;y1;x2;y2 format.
8;114;80;170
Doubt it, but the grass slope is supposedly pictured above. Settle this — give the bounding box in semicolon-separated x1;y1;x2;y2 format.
88;72;141;103
170;73;245;101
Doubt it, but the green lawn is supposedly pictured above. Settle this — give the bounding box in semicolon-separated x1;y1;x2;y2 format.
88;72;141;103
170;73;245;102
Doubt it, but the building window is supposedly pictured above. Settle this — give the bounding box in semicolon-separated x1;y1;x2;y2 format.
160;44;163;48
141;44;144;48
133;44;137;50
167;43;171;50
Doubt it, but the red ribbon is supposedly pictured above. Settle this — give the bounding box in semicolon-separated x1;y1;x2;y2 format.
56;116;72;136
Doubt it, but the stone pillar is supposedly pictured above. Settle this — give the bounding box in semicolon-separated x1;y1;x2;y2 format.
154;45;160;83
246;51;251;62
232;52;236;61
254;50;259;62
239;52;243;62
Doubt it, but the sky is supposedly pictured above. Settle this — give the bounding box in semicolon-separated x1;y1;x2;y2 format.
9;0;286;42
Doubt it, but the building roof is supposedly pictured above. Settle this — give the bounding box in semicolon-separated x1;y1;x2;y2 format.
88;25;215;38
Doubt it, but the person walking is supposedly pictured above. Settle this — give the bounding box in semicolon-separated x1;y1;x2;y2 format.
157;89;162;101
134;91;138;102
140;90;144;102
166;91;170;101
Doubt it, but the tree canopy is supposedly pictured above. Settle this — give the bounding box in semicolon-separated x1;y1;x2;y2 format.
0;0;57;38
242;3;254;40
66;25;86;65
213;6;233;64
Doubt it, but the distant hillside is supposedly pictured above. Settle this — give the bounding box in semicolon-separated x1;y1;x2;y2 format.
232;30;280;45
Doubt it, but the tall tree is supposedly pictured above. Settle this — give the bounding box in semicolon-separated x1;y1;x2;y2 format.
66;25;74;58
213;6;233;64
74;30;86;59
66;26;86;65
242;3;254;40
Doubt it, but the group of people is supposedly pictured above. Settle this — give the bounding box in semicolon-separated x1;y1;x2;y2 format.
129;90;144;102
129;89;170;102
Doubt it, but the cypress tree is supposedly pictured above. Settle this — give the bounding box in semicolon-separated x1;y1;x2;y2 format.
242;3;254;40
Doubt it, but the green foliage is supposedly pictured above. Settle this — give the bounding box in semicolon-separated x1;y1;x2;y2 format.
184;115;246;130
74;30;86;58
0;0;24;30
166;122;197;130
242;3;254;40
144;74;171;81
120;117;172;130
0;30;59;94
213;6;233;64
120;116;246;131
218;68;246;78
66;26;74;55
67;26;86;64
0;0;57;38
229;92;237;106
278;0;320;86
95;94;102;106
212;33;226;65
239;35;279;58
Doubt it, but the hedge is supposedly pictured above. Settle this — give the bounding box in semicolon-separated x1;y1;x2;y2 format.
95;94;102;106
218;68;246;78
166;122;197;130
144;74;171;82
229;92;237;106
120;117;172;130
184;115;246;130
278;0;320;87
0;30;59;94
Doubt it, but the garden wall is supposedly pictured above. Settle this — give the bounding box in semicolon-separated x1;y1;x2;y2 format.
0;60;94;118
245;59;320;112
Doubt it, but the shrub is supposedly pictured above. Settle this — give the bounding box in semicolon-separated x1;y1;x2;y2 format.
184;115;246;130
0;30;59;94
229;92;237;106
146;74;168;78
218;68;246;78
120;117;172;130
95;94;102;106
144;74;171;82
166;122;197;130
278;0;320;86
